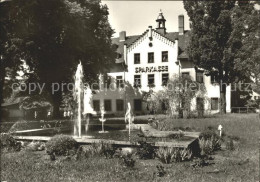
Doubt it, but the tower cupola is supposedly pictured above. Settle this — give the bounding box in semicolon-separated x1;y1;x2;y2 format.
156;10;166;35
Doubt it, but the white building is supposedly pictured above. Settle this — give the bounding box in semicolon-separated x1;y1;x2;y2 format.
92;12;231;116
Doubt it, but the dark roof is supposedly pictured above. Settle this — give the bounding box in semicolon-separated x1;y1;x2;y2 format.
164;30;190;59
111;29;191;72
112;34;140;65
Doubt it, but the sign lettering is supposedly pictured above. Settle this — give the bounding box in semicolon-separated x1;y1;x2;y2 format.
135;66;168;73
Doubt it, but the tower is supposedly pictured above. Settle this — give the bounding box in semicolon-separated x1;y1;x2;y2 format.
156;10;166;35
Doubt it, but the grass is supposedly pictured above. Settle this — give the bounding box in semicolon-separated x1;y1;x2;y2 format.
1;113;259;182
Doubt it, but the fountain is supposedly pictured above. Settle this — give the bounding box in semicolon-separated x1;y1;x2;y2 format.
73;62;96;138
98;107;108;133
83;85;96;133
125;102;134;141
74;62;84;138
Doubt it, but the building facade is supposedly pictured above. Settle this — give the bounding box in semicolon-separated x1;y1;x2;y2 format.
92;12;231;116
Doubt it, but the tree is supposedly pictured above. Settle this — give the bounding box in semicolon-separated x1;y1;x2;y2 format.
231;2;260;109
232;2;260;93
148;74;206;118
0;0;25;106
183;1;249;114
1;0;116;118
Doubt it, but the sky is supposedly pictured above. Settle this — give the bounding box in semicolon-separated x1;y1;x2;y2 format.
101;1;190;37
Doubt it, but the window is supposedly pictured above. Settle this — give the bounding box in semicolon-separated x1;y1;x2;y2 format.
116;76;124;88
196;71;204;83
134;75;141;88
197;97;204;110
211;98;218;110
104;100;112;111
116;99;124;111
92;80;100;90
182;72;190;78
211;72;218;84
148;52;154;63
93;100;100;112
134;99;142;111
104;75;111;89
162;73;169;86
162;51;168;62
134;53;140;64
148;74;155;87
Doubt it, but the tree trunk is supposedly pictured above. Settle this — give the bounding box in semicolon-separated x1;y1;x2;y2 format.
219;82;226;114
0;61;5;106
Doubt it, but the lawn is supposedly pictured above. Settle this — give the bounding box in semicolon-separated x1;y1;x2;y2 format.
1;113;259;182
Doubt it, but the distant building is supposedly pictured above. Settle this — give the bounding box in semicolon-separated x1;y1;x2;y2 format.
92;11;231;116
1;97;24;120
1;97;53;120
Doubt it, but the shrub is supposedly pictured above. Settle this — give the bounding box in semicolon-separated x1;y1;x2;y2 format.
102;143;116;158
150;119;168;131
85;142;116;158
25;141;45;151
180;148;193;161
199;128;219;140
85;142;103;157
225;138;235;151
199;135;221;155
75;146;84;160
199;128;221;155
45;135;78;156
156;147;192;164
120;153;136;168
136;141;155;159
156;147;176;164
0;133;21;152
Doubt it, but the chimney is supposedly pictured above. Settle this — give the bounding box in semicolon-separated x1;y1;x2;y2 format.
148;26;152;39
123;44;127;65
178;15;184;35
119;31;126;42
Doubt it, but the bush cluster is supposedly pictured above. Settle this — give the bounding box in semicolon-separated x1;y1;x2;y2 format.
199;128;221;155
120;153;136;168
45;135;78;155
25;141;45;151
85;142;116;158
156;147;192;164
0;133;21;152
136;141;156;159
